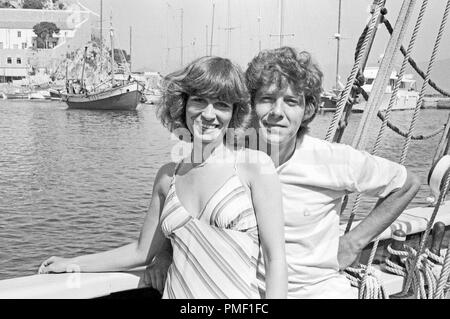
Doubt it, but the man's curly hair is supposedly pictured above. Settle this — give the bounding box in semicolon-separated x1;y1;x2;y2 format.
245;47;323;131
157;56;251;141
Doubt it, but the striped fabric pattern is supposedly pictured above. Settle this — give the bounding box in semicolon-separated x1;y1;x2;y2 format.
160;167;260;299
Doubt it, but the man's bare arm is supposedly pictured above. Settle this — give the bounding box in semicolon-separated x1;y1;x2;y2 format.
338;170;421;269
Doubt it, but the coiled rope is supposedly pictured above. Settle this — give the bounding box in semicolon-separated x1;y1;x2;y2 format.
345;264;387;299
435;248;450;298
402;168;450;297
385;244;439;298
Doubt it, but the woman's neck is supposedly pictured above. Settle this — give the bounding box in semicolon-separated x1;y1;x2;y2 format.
191;140;225;166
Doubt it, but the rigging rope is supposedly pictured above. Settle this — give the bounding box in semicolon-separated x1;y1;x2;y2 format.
402;169;450;296
345;0;427;235
385;243;442;298
399;0;450;165
376;109;446;140
345;0;418;249
325;0;385;142
435;248;450;298
345;264;387;299
384;0;450;298
341;0;450;299
383;19;450;98
342;0;418;299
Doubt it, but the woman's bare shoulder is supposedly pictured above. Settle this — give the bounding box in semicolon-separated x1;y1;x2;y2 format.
153;162;178;195
235;148;277;179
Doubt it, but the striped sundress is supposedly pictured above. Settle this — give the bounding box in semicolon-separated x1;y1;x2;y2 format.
160;154;260;299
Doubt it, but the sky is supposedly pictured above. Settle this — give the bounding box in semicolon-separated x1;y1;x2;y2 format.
75;0;450;90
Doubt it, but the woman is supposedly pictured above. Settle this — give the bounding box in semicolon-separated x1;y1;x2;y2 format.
38;56;287;299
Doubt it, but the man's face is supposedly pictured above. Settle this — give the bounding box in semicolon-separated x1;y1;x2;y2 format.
254;83;308;145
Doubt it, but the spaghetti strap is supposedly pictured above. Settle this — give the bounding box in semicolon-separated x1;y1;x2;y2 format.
171;159;183;185
233;148;240;172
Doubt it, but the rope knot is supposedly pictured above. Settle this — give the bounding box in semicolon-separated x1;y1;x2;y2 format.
425;248;444;265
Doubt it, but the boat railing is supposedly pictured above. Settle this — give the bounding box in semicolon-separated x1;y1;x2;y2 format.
0;267;147;299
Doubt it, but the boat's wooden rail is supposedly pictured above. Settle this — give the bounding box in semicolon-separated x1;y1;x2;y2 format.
0;201;449;299
0;268;148;299
342;200;450;266
340;201;450;241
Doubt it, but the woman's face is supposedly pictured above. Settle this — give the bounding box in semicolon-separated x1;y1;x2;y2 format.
185;95;234;144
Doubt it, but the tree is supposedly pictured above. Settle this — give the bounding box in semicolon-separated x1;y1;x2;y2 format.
32;21;60;49
111;49;130;64
0;1;13;8
22;0;45;9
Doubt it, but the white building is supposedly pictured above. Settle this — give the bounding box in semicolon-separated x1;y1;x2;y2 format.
0;6;97;82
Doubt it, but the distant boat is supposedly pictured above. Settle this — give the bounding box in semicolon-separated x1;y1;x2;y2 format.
352;67;419;113
320;89;340;112
2;92;30;100
61;80;144;111
128;71;162;105
61;15;145;111
1;89;49;100
48;88;62;101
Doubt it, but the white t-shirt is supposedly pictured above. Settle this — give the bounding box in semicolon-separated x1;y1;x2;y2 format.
257;134;407;298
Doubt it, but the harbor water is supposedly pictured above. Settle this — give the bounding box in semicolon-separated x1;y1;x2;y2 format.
1;99;448;280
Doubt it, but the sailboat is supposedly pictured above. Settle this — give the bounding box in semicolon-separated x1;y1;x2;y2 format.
61;15;144;111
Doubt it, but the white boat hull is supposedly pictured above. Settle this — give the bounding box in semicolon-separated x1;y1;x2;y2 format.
353;91;419;113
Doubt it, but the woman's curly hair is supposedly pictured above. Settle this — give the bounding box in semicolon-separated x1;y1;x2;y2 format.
245;47;323;130
157;56;251;141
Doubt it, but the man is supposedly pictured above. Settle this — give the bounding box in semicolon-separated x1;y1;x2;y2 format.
145;47;421;298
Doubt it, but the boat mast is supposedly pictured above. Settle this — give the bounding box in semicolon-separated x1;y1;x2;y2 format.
210;2;215;55
257;0;262;52
226;0;231;56
65;60;68;90
335;0;342;90
129;26;132;72
165;3;170;72
100;0;103;75
279;0;284;47
180;8;184;66
80;46;88;92
205;25;208;55
110;12;115;85
270;0;293;47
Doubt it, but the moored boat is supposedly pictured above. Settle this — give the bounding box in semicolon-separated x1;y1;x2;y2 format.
352;67;419;113
320;90;340;112
61;80;144;111
48;88;63;101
